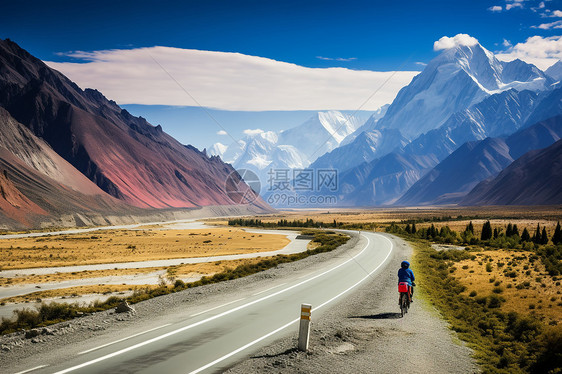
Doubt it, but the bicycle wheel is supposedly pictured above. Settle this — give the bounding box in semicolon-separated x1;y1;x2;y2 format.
399;293;406;317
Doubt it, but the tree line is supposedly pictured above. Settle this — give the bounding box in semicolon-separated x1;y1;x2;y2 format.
391;220;562;246
228;217;343;228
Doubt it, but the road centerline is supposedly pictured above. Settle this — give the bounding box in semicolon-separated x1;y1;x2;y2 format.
190;298;246;317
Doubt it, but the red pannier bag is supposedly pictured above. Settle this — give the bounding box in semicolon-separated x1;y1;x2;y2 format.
398;282;409;293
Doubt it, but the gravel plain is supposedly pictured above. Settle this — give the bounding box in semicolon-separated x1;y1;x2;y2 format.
0;232;478;374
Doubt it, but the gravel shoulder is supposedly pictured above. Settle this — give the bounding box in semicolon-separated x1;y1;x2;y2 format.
1;232;478;374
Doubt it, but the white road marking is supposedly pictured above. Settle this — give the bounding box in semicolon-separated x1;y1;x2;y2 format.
52;233;383;374
78;323;172;354
252;283;287;296
188;233;393;374
188;318;300;374
190;298;246;317
315;235;393;311
13;365;48;374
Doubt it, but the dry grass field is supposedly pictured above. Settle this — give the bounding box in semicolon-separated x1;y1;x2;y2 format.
0;256;277;304
0;267;160;286
453;249;562;325
211;206;562;239
229;206;562;224
0;285;138;304
0;228;289;270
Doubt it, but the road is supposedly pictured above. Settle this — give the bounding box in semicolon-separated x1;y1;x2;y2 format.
9;231;393;374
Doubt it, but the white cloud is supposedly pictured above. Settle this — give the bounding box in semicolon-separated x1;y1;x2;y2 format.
489;5;503;12
550;10;562;17
506;0;525;10
209;142;227;157
316;56;357;62
532;19;562;29
243;129;265;136
46;47;417;111
415;61;427;66
503;39;512;48
506;3;524;10
434;34;479;51
217;130;228;135
496;35;562;70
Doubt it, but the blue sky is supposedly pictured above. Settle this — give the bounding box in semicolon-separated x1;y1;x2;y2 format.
1;0;561;148
2;0;560;70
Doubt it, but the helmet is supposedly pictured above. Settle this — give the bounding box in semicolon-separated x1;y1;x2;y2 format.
401;261;410;269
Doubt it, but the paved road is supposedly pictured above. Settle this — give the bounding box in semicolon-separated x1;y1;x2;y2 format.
11;231;393;374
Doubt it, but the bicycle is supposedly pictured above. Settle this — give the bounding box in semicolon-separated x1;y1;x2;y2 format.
398;282;410;317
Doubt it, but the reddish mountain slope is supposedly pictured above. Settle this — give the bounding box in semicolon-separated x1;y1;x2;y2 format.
0;39;268;211
0;107;140;227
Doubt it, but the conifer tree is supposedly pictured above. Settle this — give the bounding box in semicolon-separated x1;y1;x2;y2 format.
541;227;549;245
405;224;411;234
481;221;493;240
512;224;519;237
506;223;513;237
521;228;531;242
466;221;474;234
552;222;562;245
411;222;417;234
493;228;499;239
533;223;541;243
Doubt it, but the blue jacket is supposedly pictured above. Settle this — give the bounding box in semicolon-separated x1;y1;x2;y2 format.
398;268;415;285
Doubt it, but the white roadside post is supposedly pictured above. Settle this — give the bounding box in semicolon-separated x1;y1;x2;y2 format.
298;303;312;351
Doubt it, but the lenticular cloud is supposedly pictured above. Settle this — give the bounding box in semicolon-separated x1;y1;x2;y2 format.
434;34;479;51
45;47;418;111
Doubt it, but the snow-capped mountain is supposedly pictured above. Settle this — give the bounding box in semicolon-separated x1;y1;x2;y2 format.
310;128;408;171
545;60;562;82
301;42;562;207
375;42;551;139
208;142;227;158
309;42;552;176
209;111;364;189
339;104;389;146
277;111;362;161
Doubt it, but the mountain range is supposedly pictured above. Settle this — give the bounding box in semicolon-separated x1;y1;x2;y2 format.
0;39;270;228
209;111;367;191
293;43;562;207
2;36;561;220
397;115;562;205
462;137;562;206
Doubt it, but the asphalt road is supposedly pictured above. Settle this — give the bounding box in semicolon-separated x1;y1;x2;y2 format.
12;231;393;374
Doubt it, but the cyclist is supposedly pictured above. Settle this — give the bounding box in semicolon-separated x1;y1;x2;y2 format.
398;260;415;303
